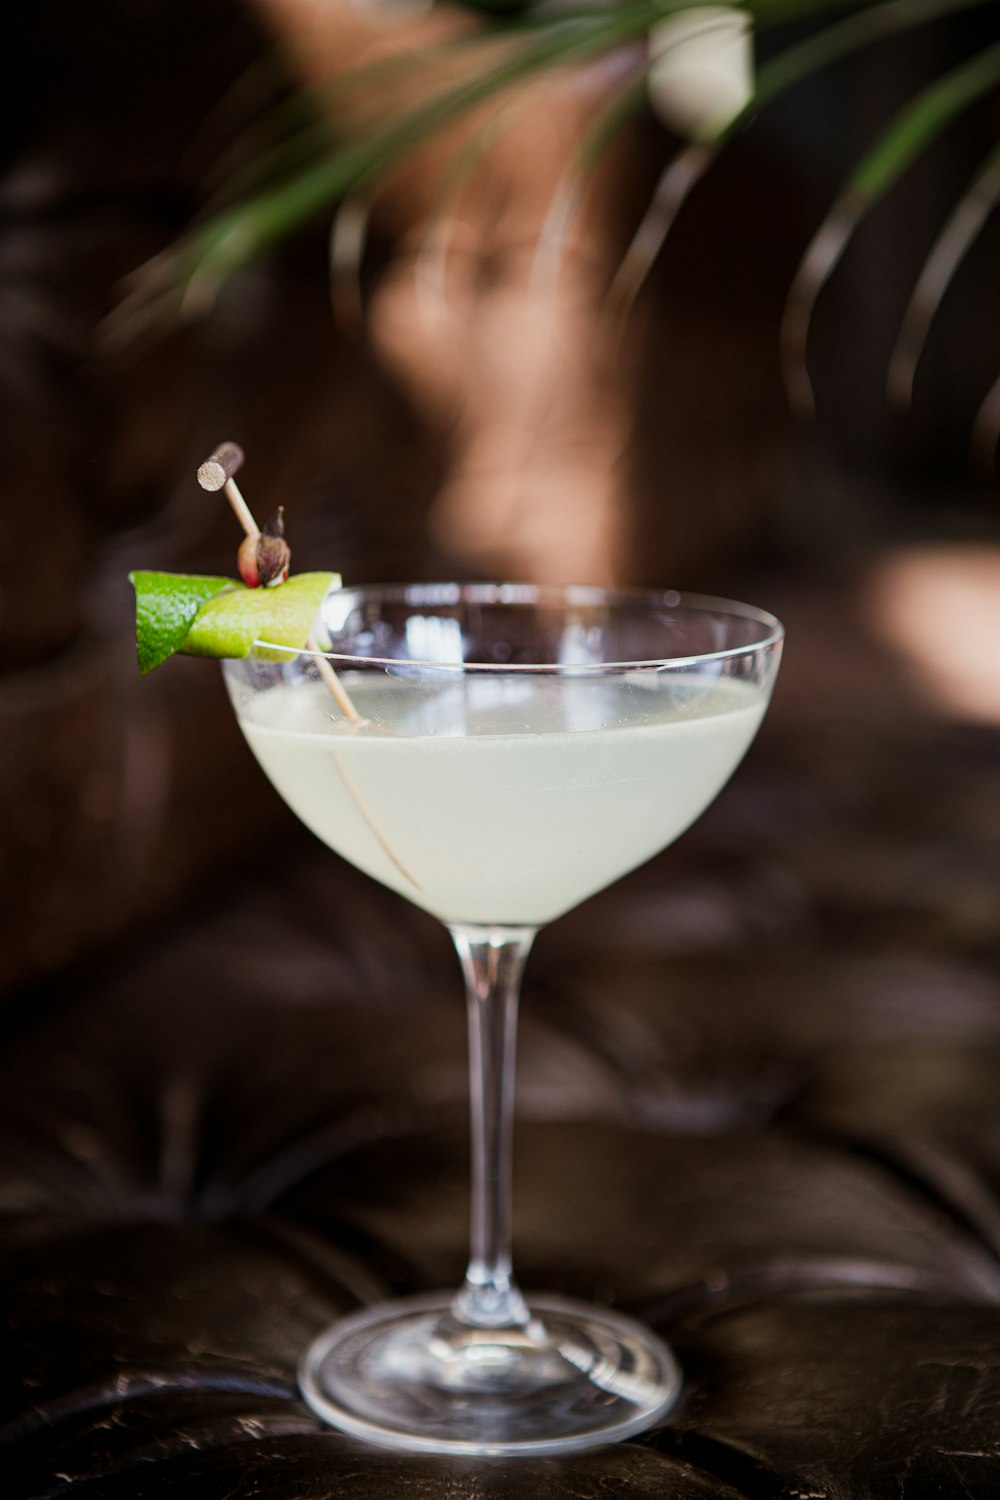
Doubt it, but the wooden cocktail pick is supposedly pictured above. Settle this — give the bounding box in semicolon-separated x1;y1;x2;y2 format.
196;442;421;891
197;443;363;726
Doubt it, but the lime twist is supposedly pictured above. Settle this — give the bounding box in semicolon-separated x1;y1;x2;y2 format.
130;441;341;679
129;569;338;676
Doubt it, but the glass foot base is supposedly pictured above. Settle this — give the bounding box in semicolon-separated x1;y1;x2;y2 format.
299;1291;682;1456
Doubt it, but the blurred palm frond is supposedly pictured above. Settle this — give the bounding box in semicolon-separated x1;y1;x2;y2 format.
887;141;1000;408
113;0;1000;447
782;33;1000;415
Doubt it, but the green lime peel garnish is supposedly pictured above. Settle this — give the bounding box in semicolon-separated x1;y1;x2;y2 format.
131;440;410;879
131;439;362;727
129;569;338;676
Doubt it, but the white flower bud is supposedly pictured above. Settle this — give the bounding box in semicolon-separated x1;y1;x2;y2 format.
648;6;753;140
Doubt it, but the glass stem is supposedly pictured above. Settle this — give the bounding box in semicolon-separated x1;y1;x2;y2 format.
448;923;536;1330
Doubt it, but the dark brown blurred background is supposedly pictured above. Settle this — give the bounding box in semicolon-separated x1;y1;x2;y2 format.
2;0;999;996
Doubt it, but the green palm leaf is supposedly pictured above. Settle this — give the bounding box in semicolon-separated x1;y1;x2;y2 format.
610;0;999;321
887;141;1000;406
106;0;1000;453
117;4;678;327
782;35;1000;415
971;368;1000;473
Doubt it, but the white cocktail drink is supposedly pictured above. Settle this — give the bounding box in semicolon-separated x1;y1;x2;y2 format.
238;672;765;925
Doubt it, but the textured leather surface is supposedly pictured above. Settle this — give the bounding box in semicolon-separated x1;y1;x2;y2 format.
5;601;1000;1498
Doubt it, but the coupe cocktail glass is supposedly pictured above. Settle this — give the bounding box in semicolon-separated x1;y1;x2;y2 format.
223;582;783;1457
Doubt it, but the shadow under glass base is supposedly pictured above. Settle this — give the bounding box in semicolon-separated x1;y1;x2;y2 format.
299;1291;682;1456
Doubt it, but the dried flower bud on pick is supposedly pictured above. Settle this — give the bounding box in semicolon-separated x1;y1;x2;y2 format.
238;508;292;588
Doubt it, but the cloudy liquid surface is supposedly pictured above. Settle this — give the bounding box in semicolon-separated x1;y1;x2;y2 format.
238;672;766;925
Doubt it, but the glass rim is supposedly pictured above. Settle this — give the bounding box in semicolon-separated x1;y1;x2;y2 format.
250;582;785;674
